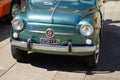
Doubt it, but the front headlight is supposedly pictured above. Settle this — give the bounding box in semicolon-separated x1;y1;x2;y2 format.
12;19;24;31
80;23;93;36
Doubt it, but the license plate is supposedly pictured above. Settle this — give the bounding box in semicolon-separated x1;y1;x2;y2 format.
40;38;60;44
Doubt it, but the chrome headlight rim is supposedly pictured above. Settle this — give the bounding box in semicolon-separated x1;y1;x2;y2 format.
80;23;93;36
12;19;24;31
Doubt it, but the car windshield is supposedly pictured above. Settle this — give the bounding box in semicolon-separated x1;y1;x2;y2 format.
31;0;95;5
31;0;92;2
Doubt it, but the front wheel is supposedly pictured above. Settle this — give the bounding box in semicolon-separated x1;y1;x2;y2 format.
85;37;100;69
5;0;20;23
11;45;27;61
85;52;99;69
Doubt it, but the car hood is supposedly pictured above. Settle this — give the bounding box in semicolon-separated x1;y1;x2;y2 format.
26;1;97;25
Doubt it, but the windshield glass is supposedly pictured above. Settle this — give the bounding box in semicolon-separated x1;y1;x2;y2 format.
31;0;94;4
31;0;93;2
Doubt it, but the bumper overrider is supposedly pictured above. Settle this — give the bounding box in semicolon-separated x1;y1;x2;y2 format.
11;39;97;55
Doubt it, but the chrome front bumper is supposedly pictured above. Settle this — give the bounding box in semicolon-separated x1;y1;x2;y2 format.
11;40;96;53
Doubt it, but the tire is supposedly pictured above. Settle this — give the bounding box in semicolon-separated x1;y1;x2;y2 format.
5;0;20;23
11;45;27;61
85;37;100;69
85;52;99;69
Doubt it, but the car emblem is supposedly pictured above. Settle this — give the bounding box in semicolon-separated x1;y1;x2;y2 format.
45;28;54;38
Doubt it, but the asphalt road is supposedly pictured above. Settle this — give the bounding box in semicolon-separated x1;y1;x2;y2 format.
0;1;120;80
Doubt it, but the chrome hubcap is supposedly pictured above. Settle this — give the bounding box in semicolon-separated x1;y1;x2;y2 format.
95;52;99;64
95;39;100;64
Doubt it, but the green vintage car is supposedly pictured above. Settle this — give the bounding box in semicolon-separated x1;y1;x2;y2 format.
10;0;103;68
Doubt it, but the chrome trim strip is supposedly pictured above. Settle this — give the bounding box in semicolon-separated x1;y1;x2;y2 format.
11;40;96;52
29;30;45;34
29;30;74;36
55;32;74;35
